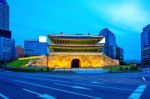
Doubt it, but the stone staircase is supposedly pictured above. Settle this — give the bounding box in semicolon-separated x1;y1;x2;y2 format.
31;56;48;67
102;54;119;66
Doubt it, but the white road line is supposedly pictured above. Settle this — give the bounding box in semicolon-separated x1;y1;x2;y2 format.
25;74;143;84
54;83;92;90
23;76;104;87
0;93;9;99
22;76;133;91
72;86;91;90
128;85;147;99
9;73;143;85
22;89;56;99
26;74;103;84
142;77;146;81
91;82;99;84
13;79;102;99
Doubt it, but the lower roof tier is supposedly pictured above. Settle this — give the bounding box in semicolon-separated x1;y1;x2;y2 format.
48;46;103;52
48;44;104;47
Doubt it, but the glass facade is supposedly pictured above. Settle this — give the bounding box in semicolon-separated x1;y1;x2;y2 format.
0;0;15;63
0;0;9;31
24;41;47;56
0;37;15;61
116;46;124;64
99;28;116;59
141;25;150;64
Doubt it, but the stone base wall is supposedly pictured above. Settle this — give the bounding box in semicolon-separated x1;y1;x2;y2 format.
31;53;119;68
48;54;119;68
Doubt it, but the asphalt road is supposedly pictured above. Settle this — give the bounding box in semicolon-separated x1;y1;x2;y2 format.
0;70;150;99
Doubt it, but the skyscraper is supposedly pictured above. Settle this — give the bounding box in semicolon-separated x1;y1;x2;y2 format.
0;0;16;65
0;29;11;38
99;28;116;59
116;46;124;64
0;37;15;62
141;25;150;65
0;0;9;30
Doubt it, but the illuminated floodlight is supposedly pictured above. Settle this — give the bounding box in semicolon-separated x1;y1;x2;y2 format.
99;37;105;44
39;36;47;43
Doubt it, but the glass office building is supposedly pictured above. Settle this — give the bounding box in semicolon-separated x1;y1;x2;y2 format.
116;46;124;64
0;37;15;61
141;25;150;65
0;29;11;38
99;28;116;59
0;0;9;30
24;41;47;56
0;0;16;64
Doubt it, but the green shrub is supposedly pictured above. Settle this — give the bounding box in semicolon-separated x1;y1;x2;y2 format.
7;58;39;68
5;66;54;72
103;65;141;73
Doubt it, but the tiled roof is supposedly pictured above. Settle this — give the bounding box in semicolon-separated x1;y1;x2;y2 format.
48;34;103;39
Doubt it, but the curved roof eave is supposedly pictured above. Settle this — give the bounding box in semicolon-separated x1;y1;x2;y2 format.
48;34;104;39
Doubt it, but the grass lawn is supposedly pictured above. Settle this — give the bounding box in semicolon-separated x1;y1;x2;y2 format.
6;57;50;72
7;58;39;68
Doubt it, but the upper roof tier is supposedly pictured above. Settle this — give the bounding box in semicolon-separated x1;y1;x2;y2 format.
48;34;104;45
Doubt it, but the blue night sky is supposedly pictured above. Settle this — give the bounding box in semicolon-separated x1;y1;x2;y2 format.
7;0;150;61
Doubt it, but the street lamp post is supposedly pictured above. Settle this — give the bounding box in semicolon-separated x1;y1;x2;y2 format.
47;52;49;71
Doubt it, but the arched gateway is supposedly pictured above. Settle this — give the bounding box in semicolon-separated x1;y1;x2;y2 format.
71;59;80;68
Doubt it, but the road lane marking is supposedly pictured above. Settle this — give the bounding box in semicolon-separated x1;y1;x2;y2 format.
23;74;144;85
0;93;9;99
142;77;146;81
25;74;105;84
22;74;150;84
128;85;147;99
72;86;91;90
23;76;105;87
22;89;56;99
13;79;102;99
54;83;92;90
8;73;145;85
22;76;133;91
91;82;99;84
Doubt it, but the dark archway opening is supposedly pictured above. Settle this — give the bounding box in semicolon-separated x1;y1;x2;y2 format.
71;59;80;68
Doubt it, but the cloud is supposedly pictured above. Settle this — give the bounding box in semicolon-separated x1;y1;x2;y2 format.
88;0;150;32
107;2;149;31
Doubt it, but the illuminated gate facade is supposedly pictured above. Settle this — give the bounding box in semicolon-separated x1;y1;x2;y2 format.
47;34;119;68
